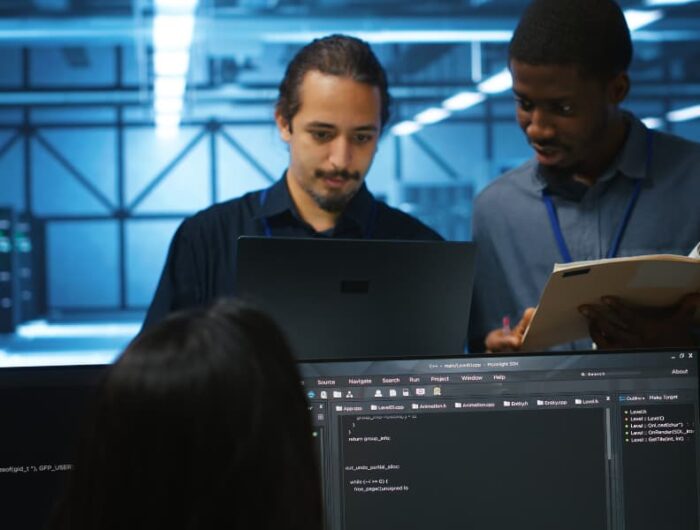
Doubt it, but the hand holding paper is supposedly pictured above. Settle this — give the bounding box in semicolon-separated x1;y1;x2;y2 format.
579;293;700;349
485;307;535;353
521;254;700;350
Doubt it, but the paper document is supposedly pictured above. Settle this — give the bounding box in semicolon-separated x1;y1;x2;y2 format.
690;242;700;259
521;254;700;350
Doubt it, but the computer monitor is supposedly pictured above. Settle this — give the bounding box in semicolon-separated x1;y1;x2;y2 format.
300;349;700;530
0;364;106;530
235;237;476;360
5;350;698;530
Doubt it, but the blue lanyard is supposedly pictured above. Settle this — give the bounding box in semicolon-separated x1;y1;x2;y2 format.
258;187;377;239
259;188;273;237
542;130;652;263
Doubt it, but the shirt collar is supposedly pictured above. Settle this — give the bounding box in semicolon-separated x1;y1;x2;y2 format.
531;112;651;192
252;172;295;220
252;171;375;234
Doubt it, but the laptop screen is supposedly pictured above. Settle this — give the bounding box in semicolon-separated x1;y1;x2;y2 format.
300;350;700;530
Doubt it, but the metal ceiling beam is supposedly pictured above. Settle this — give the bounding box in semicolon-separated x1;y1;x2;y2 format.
0;17;148;44
0;85;465;106
33;0;71;11
2;16;700;44
2;82;700;106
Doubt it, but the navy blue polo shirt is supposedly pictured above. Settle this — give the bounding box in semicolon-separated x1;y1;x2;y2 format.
143;173;443;328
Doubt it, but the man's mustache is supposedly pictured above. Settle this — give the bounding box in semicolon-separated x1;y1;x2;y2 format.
314;169;361;181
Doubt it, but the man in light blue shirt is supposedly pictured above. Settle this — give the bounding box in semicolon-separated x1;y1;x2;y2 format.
469;0;700;352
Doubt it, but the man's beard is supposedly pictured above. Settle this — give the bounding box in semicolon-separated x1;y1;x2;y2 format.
534;110;612;181
537;155;579;181
307;169;361;213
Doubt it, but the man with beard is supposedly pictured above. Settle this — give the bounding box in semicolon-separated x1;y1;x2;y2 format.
469;0;700;353
144;35;441;327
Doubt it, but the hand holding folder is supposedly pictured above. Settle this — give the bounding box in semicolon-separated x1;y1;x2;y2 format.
522;254;700;350
579;292;700;349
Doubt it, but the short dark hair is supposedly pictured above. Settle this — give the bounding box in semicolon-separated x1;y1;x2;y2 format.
508;0;633;80
51;300;322;530
276;34;390;129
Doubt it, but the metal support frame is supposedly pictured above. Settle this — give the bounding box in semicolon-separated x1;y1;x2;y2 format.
7;106;302;312
409;133;462;180
127;128;209;212
115;45;127;310
208;120;219;204
663;58;675;136
6;42;296;312
22;47;31;214
0;131;21;161
393;135;402;182
34;131;115;211
218;127;277;184
484;97;495;173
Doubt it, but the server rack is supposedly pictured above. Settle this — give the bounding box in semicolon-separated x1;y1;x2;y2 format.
0;208;16;333
15;214;46;323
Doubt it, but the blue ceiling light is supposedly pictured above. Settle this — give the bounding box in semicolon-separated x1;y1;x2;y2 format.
645;0;700;5
391;120;422;136
641;117;665;129
624;9;665;31
390;7;675;137
442;92;486;111
476;68;512;94
152;0;199;138
263;30;515;45
667;104;700;122
415;107;451;125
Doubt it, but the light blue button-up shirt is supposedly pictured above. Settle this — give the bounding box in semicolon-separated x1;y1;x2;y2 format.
469;113;700;351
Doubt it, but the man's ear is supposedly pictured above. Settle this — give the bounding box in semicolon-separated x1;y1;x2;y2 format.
275;110;292;142
607;72;630;105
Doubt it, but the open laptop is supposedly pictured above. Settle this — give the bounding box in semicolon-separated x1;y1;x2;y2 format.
300;349;700;530
235;237;476;360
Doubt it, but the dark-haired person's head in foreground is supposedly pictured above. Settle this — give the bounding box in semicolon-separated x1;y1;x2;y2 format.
508;0;632;179
51;300;322;530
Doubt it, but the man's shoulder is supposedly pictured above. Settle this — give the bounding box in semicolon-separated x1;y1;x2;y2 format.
653;128;700;160
646;129;700;195
474;159;537;212
375;200;443;241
